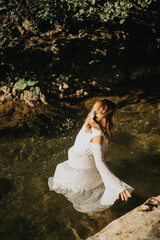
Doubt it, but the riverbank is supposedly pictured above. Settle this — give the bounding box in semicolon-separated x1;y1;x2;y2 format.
87;195;160;240
0;79;159;137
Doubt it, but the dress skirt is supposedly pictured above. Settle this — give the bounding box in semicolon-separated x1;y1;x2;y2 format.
48;147;111;213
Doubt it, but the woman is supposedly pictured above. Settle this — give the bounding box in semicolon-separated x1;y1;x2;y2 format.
48;99;134;213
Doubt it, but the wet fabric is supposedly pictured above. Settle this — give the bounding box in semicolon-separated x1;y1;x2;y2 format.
48;124;133;213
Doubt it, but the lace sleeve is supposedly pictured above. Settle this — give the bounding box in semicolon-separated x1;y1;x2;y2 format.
90;142;133;206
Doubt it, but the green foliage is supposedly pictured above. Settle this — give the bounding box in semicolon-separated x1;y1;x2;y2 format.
0;0;159;95
0;0;158;33
137;0;156;8
14;79;27;91
30;0;157;27
100;1;132;23
13;78;40;94
3;54;59;95
0;0;158;45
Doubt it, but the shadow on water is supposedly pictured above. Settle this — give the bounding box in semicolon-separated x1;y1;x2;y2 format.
0;216;35;240
0;179;13;201
111;192;147;219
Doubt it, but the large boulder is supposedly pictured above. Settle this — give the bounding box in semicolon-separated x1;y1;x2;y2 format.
88;195;160;240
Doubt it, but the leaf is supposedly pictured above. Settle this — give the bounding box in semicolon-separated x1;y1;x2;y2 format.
120;1;125;7
90;0;95;5
120;19;125;24
89;7;93;13
147;0;152;4
14;79;27;90
127;3;133;8
141;2;147;7
27;80;38;86
79;9;84;15
34;86;40;94
30;87;34;92
115;2;119;7
119;46;125;50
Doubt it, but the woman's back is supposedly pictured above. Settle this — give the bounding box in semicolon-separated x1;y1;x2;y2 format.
74;124;106;155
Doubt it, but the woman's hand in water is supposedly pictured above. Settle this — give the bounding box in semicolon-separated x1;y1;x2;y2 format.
117;188;134;201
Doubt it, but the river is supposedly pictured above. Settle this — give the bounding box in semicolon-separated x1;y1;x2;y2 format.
0;94;160;240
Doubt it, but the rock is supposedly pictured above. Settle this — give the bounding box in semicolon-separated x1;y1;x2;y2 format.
39;92;48;105
0;85;48;107
0;86;12;104
87;195;160;240
76;89;83;96
84;91;88;96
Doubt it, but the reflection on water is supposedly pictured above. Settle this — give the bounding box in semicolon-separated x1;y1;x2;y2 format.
0;99;160;240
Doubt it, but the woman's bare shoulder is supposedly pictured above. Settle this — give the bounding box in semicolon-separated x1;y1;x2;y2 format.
90;135;104;144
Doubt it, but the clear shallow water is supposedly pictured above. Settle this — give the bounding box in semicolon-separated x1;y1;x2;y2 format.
0;100;160;240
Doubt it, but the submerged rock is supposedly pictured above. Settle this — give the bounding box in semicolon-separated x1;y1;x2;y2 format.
88;195;160;240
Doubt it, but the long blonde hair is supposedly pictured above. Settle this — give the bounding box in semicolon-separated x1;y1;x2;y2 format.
85;99;118;139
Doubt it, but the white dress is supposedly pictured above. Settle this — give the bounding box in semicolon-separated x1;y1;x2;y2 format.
48;124;133;213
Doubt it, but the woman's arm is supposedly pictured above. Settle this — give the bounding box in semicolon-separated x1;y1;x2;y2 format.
90;136;134;204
